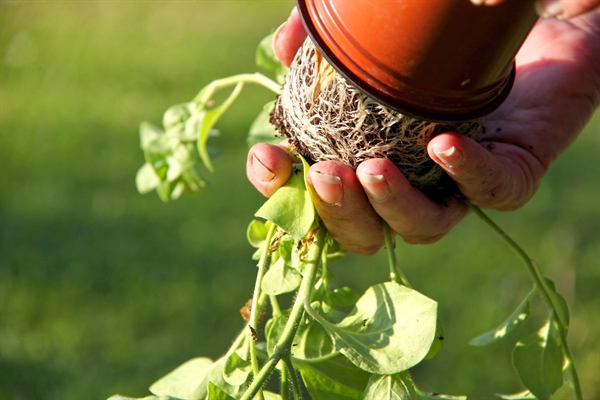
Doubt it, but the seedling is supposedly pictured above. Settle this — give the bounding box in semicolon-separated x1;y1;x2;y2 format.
110;31;582;400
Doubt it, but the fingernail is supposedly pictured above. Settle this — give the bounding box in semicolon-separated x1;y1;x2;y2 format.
252;155;275;182
433;146;464;168
310;171;343;204
357;172;389;202
536;0;564;18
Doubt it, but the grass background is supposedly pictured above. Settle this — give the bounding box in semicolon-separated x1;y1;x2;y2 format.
1;1;598;399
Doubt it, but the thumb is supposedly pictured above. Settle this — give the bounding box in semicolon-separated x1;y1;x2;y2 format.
427;132;544;211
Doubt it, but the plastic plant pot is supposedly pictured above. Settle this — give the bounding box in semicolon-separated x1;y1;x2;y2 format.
296;0;539;121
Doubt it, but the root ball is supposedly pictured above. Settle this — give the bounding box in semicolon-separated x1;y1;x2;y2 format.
270;38;483;201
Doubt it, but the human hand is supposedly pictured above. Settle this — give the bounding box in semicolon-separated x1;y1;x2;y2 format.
247;6;600;255
471;0;600;19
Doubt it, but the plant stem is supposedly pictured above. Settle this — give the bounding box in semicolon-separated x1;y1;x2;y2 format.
283;356;302;400
248;223;277;400
382;220;412;287
194;72;280;105
280;359;290;400
466;201;582;399
241;226;326;400
270;295;282;317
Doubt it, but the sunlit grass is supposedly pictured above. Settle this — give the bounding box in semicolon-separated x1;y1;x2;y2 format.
1;1;598;399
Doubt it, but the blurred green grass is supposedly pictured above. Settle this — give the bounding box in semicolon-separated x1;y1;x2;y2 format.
0;1;598;399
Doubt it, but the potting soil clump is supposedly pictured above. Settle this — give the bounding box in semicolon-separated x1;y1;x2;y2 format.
270;38;483;201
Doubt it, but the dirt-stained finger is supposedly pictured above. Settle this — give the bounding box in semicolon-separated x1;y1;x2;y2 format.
356;159;469;244
307;161;384;255
427;132;545;211
247;143;294;198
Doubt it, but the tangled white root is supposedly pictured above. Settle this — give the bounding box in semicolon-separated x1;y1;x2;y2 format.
271;38;483;200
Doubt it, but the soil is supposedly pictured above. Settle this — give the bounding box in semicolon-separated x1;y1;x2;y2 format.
270;39;482;202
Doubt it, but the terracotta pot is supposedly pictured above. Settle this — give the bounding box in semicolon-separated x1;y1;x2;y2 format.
296;0;539;121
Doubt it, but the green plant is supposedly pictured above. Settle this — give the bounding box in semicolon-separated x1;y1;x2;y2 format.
110;32;582;400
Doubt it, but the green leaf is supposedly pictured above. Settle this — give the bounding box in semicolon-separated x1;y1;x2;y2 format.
196;81;244;172
330;287;361;308
150;356;240;400
107;395;167;400
265;313;286;357
276;235;296;265
416;391;467;399
294;354;372;400
248;101;280;145
363;372;418;400
223;351;251;386
247;219;271;248
261;257;302;296
293;316;337;360
266;311;336;361
140;121;164;149
162;102;193;133
511;321;564;400
470;290;533;347
424;319;444;360
207;382;236;400
143;135;170;181
496;390;536;399
263;392;283;400
138;119;207;201
136;163;161;194
544;277;570;329
255;161;315;241
325;237;347;264
311;282;438;374
150;357;213;399
255;32;288;83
